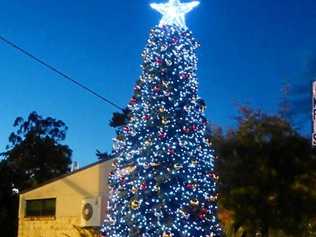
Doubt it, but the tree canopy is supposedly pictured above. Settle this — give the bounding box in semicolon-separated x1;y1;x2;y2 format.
0;112;72;237
215;107;316;237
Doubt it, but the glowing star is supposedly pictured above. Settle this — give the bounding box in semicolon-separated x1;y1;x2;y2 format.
150;0;200;29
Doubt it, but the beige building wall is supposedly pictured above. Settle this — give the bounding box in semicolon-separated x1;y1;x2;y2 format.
18;160;112;237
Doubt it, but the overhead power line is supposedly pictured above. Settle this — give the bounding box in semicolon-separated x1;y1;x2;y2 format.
0;34;124;111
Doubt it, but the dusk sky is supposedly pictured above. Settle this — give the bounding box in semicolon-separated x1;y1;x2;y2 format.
1;0;315;166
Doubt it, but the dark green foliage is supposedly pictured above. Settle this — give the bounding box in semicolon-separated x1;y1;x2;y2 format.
215;107;316;236
96;150;112;161
0;160;19;237
109;108;131;128
0;112;72;237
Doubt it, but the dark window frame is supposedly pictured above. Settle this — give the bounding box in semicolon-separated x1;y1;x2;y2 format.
25;198;56;218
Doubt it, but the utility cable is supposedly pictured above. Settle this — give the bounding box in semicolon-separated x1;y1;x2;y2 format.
0;34;124;111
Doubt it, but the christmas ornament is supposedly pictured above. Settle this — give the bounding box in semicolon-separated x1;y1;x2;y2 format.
131;186;138;193
154;85;161;92
156;57;163;65
130;96;137;105
162;231;173;237
207;172;219;180
186;183;197;190
198;208;208;220
162;80;170;88
206;194;218;202
178;209;190;219
159;131;167;139
150;0;200;29
131;200;140;210
119;176;126;184
172;37;179;44
204;137;212;146
191;160;198;165
116;134;125;141
167;147;175;156
161;116;170;125
145;139;152;146
186;183;193;189
190;198;199;207
153;185;160;192
112;160;118;168
179;72;190;80
150;162;160;168
165;59;173;66
174;163;183;170
143;114;151;120
182;126;191;133
140;182;147;191
164;90;171;97
144;163;150;169
161;44;168;51
159;107;166;113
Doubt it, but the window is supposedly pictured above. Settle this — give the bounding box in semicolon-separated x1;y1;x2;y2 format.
25;198;56;217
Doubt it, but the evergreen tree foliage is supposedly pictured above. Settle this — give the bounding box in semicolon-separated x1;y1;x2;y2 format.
0;112;72;237
216;107;316;237
101;25;222;237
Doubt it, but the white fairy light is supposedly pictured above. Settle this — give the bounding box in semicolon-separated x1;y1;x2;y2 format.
102;1;223;236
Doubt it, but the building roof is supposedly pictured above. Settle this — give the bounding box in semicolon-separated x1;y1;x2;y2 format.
20;159;111;194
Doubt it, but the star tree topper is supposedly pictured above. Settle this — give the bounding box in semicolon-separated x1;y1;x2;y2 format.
150;0;200;29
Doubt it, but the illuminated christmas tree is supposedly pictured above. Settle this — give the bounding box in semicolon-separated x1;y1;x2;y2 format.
102;0;222;236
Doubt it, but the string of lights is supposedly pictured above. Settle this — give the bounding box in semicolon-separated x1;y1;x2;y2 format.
0;34;124;111
101;1;222;236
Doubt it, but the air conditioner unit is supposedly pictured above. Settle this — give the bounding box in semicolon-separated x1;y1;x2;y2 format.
80;197;102;227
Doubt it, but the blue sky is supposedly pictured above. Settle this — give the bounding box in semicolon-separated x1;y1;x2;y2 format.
0;0;315;166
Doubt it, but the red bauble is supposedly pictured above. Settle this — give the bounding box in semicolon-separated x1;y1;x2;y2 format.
120;176;125;184
130;97;137;105
182;126;191;133
140;182;147;191
159;132;167;139
143;115;150;120
156;57;163;65
201;208;208;214
153;85;160;92
198;213;205;220
207;172;219;180
172;37;179;44
186;183;193;189
134;85;141;91
180;72;189;80
168;148;175;156
198;208;208;220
